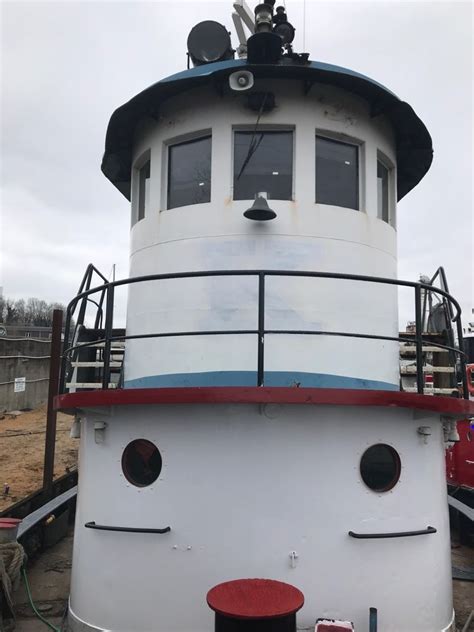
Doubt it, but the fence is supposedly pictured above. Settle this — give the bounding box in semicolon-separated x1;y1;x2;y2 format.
0;338;51;410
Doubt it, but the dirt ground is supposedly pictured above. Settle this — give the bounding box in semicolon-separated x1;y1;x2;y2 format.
0;404;78;512
11;534;474;631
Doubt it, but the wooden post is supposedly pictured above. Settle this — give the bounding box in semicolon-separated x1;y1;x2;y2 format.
43;309;63;497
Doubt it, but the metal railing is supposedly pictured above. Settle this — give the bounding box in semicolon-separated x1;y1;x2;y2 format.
74;263;108;334
59;269;469;398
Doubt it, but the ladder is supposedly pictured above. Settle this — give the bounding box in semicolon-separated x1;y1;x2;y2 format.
399;267;462;397
65;330;125;392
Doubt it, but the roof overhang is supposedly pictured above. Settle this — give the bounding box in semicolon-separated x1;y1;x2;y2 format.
101;59;433;202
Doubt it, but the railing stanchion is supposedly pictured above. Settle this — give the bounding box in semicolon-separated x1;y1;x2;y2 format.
76;267;92;327
59;306;72;393
415;285;424;394
257;273;265;386
102;284;115;390
43;309;63;498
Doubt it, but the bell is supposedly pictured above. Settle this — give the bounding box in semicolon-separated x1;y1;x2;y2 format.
243;195;277;221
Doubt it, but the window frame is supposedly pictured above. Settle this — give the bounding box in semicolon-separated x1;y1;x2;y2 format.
315;131;365;212
131;149;151;226
232;125;295;202
359;443;401;493
377;150;396;228
121;438;163;488
163;129;212;211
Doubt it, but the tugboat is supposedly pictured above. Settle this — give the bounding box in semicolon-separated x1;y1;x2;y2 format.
55;2;474;630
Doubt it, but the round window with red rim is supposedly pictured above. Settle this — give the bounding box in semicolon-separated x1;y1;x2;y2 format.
122;439;162;487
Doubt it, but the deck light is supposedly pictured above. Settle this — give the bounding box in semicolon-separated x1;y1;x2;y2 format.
247;0;282;64
187;21;234;66
244;193;277;221
254;2;275;32
272;6;295;45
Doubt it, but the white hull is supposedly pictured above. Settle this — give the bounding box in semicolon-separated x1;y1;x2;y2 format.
69;403;453;631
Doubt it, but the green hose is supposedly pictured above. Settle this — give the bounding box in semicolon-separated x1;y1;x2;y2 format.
21;565;61;632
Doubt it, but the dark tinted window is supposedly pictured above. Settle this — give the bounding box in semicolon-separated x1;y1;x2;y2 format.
138;160;150;221
168;136;211;209
122;439;162;487
377;160;389;223
360;444;401;492
234;131;293;200
316;136;359;210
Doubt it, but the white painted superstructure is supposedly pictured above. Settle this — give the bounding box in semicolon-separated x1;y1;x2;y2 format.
126;83;399;391
60;3;472;631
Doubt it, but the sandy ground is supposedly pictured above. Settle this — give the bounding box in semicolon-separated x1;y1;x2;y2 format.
0;405;78;512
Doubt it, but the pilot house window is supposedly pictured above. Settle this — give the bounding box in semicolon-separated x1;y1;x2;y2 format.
316;136;359;210
167;135;211;209
138;160;150;221
132;156;151;225
377;158;393;225
233;131;293;200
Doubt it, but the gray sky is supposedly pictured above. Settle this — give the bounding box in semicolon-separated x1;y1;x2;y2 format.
1;0;473;327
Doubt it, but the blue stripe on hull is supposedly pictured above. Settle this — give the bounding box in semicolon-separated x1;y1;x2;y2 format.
124;371;398;391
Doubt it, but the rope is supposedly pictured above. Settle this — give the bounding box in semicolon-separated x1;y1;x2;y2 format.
0;541;25;597
0;541;62;631
0;541;26;629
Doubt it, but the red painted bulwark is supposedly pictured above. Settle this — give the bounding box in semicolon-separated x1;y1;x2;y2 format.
206;578;304;619
55;387;474;416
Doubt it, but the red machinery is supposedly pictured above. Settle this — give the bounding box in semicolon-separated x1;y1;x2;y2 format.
446;363;474;543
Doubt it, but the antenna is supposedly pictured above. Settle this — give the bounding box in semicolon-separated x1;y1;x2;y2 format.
232;0;255;58
232;12;248;58
233;0;256;33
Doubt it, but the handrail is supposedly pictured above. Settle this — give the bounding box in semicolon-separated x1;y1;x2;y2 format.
61;264;110;395
63;331;467;361
348;526;437;539
84;521;171;534
430;266;450;293
65;269;464;321
426;265;455;327
428;266;464;394
78;263;109;290
59;269;468;399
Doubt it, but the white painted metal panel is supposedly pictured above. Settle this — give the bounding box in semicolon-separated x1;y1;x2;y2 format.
124;84;399;389
70;404;452;632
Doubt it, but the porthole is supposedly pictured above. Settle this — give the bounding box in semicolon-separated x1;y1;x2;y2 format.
122;439;162;487
360;444;401;492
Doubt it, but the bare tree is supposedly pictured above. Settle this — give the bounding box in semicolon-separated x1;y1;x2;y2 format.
1;296;66;327
5;299;18;324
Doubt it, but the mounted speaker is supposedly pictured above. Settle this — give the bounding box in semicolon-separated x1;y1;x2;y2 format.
229;70;254;92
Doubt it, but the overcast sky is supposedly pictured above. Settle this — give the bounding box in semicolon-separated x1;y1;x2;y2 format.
1;0;472;327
